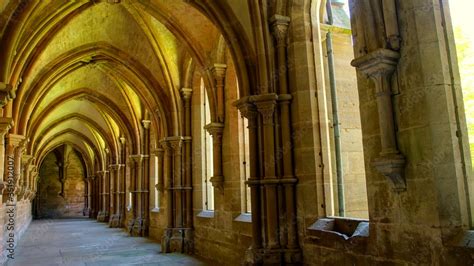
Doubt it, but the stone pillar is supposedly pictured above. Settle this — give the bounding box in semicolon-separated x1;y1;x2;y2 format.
0;118;12;197
351;49;406;191
83;177;89;216
142;119;151;236
170;138;183;229
270;14;301;261
129;154;146;236
20;155;33;200
161;136;192;253
156;148;164;193
89;176;95;218
253;94;280;250
210;64;227;123
4;134;25;202
204;123;225;191
236;100;263;251
97;171;106;222
109;164;120;227
118;136;126;226
160;139;174;252
181;88;193;230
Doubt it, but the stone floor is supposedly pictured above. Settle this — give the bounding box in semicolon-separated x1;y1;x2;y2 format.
5;218;206;266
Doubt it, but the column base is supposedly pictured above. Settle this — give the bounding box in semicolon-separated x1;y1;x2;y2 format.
244;247;302;265
97;211;109;222
128;217;147;236
83;207;90;217
161;228;194;254
108;214;119;227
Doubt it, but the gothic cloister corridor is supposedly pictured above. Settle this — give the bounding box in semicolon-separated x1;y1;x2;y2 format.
1;0;474;265
7;219;205;266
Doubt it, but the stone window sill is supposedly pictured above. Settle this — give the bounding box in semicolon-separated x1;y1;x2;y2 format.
150;207;160;213
197;210;215;218
234;213;252;223
449;230;474;248
307;217;369;249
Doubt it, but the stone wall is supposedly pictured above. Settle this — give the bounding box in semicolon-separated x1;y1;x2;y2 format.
190;54;252;263
36;149;85;218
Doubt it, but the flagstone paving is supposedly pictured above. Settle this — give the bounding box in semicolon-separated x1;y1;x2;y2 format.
6;219;206;266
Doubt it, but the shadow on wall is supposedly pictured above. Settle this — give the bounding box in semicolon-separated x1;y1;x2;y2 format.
34;145;86;219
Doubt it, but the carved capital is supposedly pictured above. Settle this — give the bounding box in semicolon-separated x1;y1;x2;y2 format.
167;136;184;155
129;154;145;164
373;153;406;192
351;49;399;84
154;148;164;158
210;175;224;192
204;122;224;138
0;117;13;137
7;134;25;149
180;88;193;101
270;14;290;46
210;64;227;80
142;120;151;129
0;82;14;107
251;94;278;125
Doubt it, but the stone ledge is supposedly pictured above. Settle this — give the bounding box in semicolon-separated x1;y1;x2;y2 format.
307;217;369;251
234;213;252;223
196;210;215;219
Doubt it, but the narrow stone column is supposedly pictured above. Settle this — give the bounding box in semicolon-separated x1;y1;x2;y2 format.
204;123;225;191
104;170;110;221
236;100;263;251
20;155;33;200
89;176;95;218
351;49;406;191
142;119;151;236
118;136;126;226
96;171;106;222
270;14;300;258
160;139;174;252
252;94;280;250
0;118;12;197
129;154;144;236
156;148;164;193
5;134;26;202
210;64;227;123
181;88;193;229
109;164;120;227
83;178;89;216
169;137;183;229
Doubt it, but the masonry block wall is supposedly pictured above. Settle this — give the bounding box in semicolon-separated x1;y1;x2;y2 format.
36;149;85;218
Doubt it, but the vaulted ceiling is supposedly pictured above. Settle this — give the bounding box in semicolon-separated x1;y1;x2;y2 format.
0;0;254;175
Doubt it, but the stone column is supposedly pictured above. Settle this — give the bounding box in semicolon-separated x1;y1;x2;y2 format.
20;155;33;200
204;123;225;191
351;49;406;191
236;100;263;251
5;134;25;202
169;137;183;229
181;88;193;229
156;148;164;193
0;118;12;197
97;171;106;222
160;139;174;252
210;64;227;123
109;164;120;227
89;176;95;218
129;154;146;236
142;119;151;236
118;136;126;226
83;178;89;216
252;94;280;250
271;14;300;258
